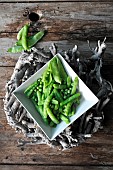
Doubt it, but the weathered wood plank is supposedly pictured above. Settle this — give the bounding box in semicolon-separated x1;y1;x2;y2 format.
0;2;113;41
0;96;113;165
0;35;113;66
0;165;113;170
0;67;14;98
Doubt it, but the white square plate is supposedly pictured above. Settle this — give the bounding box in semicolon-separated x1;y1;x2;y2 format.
13;53;99;140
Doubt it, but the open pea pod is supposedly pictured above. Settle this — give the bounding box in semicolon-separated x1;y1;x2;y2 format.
56;57;68;81
8;30;45;53
28;31;45;47
49;57;62;84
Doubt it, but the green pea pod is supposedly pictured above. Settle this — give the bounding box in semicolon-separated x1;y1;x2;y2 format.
24;85;37;98
54;89;63;102
16;31;44;48
49;57;62;84
67;76;72;87
47;107;59;124
68;107;75;117
7;45;24;53
56;57;68;80
15;40;22;46
24;81;38;94
43;91;54;118
53;84;67;89
64;101;74;116
22;24;29;50
71;77;79;95
32;99;49;125
17;27;24;40
36;90;42;104
60;114;70;124
42;69;52;89
28;31;45;47
60;93;80;107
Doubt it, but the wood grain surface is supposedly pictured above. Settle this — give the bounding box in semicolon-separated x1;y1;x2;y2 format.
0;2;113;40
0;0;113;169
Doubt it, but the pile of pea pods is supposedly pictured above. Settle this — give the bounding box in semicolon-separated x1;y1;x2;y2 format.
24;56;80;127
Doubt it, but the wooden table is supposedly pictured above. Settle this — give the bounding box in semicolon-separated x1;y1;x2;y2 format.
0;0;113;170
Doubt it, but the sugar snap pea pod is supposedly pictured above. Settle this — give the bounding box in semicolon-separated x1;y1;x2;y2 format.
67;76;72;87
47;108;59;124
53;84;67;89
7;45;24;53
43;81;53;98
71;77;79;95
25;85;37;98
36;90;42;104
32;99;49;125
43;91;54;118
16;40;22;46
64;101;73;116
24;82;38;98
54;89;63;102
42;70;52;88
28;31;45;47
56;57;68;80
68;107;75;117
16;31;44;48
60;114;70;124
17;27;24;40
24;81;38;94
22;24;29;50
47;81;54;95
60;93;80;107
49;57;62;84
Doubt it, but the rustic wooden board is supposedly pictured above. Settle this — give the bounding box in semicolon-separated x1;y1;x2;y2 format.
0;2;113;41
0;35;113;66
0;98;113;165
0;67;14;98
0;165;113;170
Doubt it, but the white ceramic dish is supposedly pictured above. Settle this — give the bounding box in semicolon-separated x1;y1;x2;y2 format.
13;53;99;140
